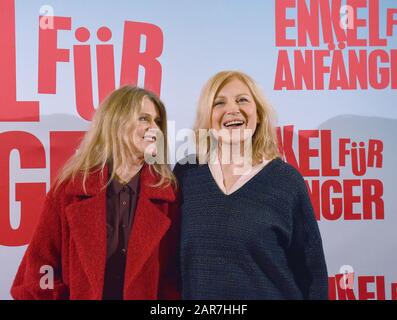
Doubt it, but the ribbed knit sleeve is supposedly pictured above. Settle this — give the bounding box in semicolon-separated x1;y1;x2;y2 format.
287;172;329;300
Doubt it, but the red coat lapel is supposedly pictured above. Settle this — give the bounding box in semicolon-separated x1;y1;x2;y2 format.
124;165;175;292
63;164;176;297
64;167;108;297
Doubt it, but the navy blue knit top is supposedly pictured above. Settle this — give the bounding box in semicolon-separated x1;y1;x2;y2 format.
174;157;328;300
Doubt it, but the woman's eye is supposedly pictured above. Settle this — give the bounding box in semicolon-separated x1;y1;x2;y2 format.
139;116;149;122
237;98;249;103
213;101;224;107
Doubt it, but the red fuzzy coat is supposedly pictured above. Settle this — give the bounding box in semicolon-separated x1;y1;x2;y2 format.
10;164;180;300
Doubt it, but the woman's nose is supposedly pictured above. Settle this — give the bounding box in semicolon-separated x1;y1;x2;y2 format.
225;101;240;113
225;108;241;116
150;121;160;131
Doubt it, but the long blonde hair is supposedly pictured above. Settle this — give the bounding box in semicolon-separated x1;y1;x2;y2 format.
193;70;280;164
55;85;176;193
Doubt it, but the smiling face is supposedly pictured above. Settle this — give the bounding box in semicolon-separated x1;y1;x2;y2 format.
132;96;162;158
211;78;258;144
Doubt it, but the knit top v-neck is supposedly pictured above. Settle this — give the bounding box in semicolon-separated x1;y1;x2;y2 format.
208;156;270;195
174;157;328;300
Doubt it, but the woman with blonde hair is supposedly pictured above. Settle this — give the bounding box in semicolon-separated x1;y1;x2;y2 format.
174;71;328;299
11;86;180;300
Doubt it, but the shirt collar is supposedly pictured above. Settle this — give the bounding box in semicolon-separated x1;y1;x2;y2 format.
107;164;142;195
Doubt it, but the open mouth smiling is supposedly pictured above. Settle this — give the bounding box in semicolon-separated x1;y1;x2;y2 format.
222;119;246;128
143;133;157;142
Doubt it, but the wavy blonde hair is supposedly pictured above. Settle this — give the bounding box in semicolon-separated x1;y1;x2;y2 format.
55;85;176;193
193;70;280;164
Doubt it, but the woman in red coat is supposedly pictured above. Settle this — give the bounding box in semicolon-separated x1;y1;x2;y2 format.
10;86;180;300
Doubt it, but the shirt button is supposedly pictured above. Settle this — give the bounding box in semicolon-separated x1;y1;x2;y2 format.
122;201;127;205
121;248;127;255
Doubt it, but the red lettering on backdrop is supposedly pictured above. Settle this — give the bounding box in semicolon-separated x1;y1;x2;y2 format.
96;27;116;104
387;8;397;37
0;0;165;247
0;131;85;246
297;0;319;46
274;0;397;90
346;0;367;47
38;16;71;94
306;179;385;221
320;180;342;221
73;26;116;121
0;0;40;121
1;1;165;122
299;130;320;176
277;125;385;221
392;283;397;300
36;16;163;121
334;273;357;300
369;0;387;46
358;276;385;300
72;21;164;120
73;26;97;121
276;125;299;170
120;21;163;95
0;132;46;246
328;276;336;300
329;274;389;300
275;0;296;47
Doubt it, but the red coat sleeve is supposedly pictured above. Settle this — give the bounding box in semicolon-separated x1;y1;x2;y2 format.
10;188;69;300
158;193;181;300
